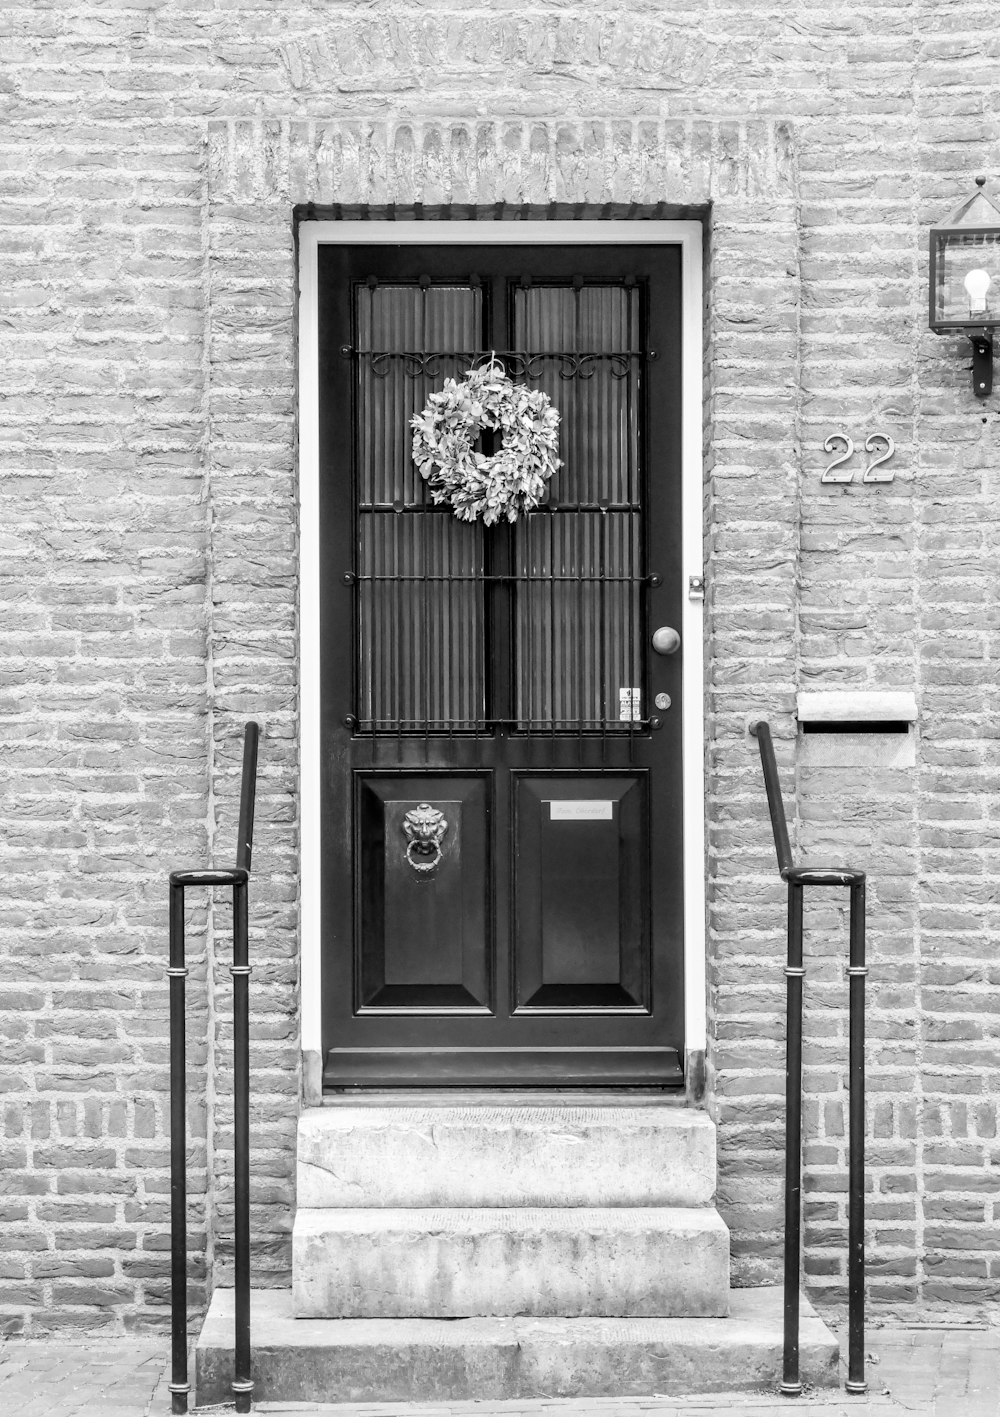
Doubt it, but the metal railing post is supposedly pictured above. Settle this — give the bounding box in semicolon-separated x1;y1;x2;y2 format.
781;881;805;1398
231;879;253;1414
846;879;868;1395
168;882;190;1415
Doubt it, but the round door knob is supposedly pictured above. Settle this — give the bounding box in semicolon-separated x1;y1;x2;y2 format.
651;625;681;655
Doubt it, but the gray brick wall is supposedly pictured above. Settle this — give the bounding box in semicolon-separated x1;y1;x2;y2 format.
0;1;998;1333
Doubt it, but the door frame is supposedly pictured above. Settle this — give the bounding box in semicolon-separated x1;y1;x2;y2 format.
297;219;706;1094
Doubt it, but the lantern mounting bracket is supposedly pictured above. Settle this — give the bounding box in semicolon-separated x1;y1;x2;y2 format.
969;332;993;398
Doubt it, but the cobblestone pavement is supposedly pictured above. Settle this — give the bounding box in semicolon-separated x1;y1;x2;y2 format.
1;1327;999;1417
0;1338;168;1417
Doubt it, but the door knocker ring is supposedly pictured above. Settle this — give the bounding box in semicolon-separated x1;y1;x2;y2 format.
402;804;448;874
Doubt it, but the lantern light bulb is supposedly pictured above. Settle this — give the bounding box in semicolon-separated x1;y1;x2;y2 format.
964;267;992;316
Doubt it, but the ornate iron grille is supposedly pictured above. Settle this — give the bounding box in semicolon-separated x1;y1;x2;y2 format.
352;281;648;735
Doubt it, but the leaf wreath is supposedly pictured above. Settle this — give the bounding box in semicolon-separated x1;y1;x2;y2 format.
410;359;562;525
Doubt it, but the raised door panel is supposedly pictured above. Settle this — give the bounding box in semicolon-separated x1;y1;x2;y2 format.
356;774;491;1013
513;774;649;1012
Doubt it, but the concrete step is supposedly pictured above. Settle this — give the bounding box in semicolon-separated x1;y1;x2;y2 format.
292;1206;729;1318
297;1102;717;1209
196;1286;839;1404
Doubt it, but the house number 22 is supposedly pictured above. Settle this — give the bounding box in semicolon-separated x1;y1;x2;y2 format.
821;432;896;484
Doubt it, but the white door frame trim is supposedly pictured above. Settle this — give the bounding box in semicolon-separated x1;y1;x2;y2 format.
296;220;706;1089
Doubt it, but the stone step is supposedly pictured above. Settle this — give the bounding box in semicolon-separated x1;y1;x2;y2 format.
196;1286;840;1405
292;1206;729;1318
297;1102;716;1209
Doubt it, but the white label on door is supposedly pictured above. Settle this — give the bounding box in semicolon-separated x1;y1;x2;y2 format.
619;687;641;722
550;800;614;821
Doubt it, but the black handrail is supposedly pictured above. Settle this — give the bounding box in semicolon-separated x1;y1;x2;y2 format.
750;721;867;1397
755;716;793;876
168;722;260;1415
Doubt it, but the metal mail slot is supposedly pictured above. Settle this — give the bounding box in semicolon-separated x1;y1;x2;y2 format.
797;691;917;768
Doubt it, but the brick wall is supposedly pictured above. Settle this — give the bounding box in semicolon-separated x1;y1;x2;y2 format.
1;1;998;1333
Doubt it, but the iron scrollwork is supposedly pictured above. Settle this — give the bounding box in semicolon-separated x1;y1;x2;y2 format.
402;803;448;873
359;350;641;380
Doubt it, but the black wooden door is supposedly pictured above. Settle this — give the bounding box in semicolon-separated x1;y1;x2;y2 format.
318;242;684;1088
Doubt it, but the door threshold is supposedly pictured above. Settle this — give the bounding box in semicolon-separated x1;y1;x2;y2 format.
321;1048;685;1093
319;1087;690;1107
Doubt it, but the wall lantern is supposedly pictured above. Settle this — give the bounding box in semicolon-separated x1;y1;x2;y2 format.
929;176;1000;398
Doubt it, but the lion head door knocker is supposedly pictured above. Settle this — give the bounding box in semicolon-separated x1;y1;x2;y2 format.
401;803;448;874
